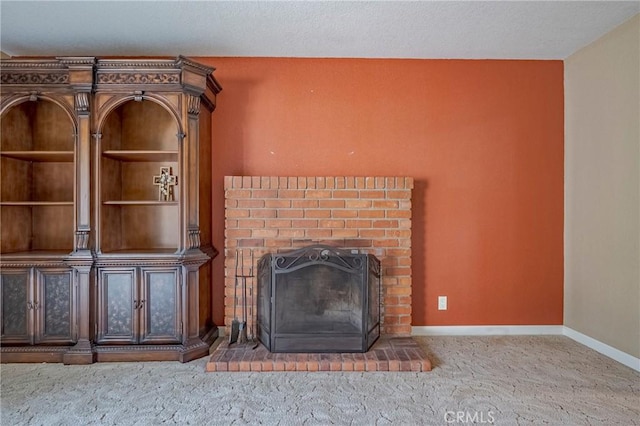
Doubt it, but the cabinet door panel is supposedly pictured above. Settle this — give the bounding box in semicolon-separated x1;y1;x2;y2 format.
140;268;181;344
96;269;137;344
0;271;31;343
37;270;74;344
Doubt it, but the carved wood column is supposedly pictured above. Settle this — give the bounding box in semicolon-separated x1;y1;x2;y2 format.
179;254;212;362
184;94;201;251
62;57;96;364
62;262;94;364
60;56;94;251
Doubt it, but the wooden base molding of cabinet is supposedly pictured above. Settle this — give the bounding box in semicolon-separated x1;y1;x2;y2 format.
94;345;184;362
62;340;95;365
92;327;219;363
179;328;220;363
1;346;70;363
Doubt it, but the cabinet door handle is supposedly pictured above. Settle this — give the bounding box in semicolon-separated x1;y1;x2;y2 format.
133;300;139;309
33;301;39;310
138;300;145;310
27;301;33;310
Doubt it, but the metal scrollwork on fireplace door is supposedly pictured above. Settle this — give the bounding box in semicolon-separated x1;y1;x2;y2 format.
272;244;364;273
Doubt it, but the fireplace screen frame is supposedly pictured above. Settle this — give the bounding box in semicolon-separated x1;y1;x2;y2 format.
257;245;381;353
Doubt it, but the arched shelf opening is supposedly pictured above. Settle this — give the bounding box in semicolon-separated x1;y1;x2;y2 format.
0;98;76;254
98;98;181;254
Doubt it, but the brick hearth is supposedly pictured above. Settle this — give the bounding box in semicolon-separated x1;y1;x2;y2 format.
206;337;432;372
223;176;414;337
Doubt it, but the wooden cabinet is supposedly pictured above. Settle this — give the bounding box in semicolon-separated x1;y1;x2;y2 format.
1;268;75;360
139;268;182;344
0;270;31;343
1;57;94;363
0;56;221;363
37;269;75;344
96;267;181;345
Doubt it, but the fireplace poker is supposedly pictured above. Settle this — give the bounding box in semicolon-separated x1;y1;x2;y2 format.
237;249;249;344
248;250;259;349
229;250;241;344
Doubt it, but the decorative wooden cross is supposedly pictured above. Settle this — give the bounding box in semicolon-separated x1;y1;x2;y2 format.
153;167;178;201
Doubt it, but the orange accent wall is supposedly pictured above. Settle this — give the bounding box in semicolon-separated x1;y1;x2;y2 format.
201;57;564;327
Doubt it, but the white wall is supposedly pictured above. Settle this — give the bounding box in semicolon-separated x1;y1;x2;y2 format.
565;14;640;358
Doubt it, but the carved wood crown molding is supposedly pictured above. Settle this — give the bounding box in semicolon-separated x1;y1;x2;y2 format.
0;58;95;87
0;61;68;69
1;73;69;85
177;56;215;74
1;55;221;97
56;57;97;66
206;77;223;96
96;72;180;85
96;56;214;73
1;59;71;85
96;59;178;69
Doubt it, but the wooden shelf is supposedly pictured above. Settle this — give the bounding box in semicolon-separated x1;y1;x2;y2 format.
102;150;178;162
0;201;73;206
0;151;74;162
102;200;179;205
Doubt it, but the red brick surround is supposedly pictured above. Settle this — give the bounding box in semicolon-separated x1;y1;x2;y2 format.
224;176;414;337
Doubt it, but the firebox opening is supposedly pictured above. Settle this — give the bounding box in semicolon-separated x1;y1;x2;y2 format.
257;245;381;353
275;265;363;334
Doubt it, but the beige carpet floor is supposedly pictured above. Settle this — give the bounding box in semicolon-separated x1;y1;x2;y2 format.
1;336;638;425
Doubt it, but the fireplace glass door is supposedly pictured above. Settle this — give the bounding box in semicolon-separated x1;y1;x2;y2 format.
276;264;363;334
257;245;380;353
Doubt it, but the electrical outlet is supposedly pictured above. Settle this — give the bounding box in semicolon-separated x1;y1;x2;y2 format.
438;296;447;310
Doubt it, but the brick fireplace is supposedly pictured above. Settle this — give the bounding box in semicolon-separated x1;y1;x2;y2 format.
223;176;414;338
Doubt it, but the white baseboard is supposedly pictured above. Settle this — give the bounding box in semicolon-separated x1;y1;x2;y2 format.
412;325;564;336
411;325;640;372
563;327;640;372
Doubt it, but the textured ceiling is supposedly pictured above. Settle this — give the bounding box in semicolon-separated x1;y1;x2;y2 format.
1;1;638;59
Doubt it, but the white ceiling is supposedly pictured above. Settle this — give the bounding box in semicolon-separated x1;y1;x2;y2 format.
1;1;638;60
